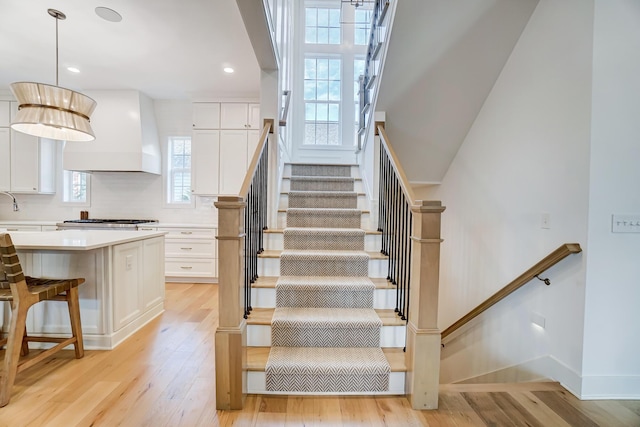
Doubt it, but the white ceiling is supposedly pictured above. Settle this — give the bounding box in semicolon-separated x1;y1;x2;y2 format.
0;0;261;100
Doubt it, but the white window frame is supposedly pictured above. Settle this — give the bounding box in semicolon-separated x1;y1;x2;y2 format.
294;0;371;151
61;169;91;206
165;136;194;208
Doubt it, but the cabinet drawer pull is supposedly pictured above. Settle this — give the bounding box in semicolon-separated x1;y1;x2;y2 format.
7;228;18;231
180;266;193;270
180;231;193;235
180;247;193;250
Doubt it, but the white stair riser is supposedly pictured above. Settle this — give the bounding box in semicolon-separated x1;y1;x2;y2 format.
277;211;373;230
284;164;360;179
278;194;368;210
264;233;381;252
247;371;405;395
252;287;396;310
247;324;405;347
258;257;388;278
282;179;364;193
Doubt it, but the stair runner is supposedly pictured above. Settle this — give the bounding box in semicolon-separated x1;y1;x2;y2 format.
265;164;390;393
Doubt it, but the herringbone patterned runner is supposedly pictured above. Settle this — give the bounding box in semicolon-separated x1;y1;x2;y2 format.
265;164;390;393
284;227;365;251
288;191;357;209
276;276;374;308
290;176;355;191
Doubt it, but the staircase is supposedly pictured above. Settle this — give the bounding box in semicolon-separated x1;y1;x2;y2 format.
246;163;407;394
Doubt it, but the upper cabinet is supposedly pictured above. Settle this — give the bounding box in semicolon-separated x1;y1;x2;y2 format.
220;103;261;130
0;101;10;127
191;102;261;196
192;102;221;129
0;101;56;194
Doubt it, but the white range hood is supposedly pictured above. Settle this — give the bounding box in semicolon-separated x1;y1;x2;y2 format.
63;90;161;174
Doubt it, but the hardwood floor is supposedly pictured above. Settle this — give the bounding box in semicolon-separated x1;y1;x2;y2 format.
1;283;638;426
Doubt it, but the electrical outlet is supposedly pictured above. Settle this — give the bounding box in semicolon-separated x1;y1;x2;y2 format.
125;255;133;271
541;213;550;229
612;214;640;233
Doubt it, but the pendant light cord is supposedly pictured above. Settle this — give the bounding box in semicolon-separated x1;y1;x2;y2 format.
55;12;59;86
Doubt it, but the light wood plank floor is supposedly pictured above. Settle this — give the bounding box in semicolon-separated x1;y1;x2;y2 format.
0;283;638;426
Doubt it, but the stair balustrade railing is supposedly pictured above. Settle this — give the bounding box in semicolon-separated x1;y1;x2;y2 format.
375;121;445;410
358;0;391;151
377;123;416;325
240;120;273;318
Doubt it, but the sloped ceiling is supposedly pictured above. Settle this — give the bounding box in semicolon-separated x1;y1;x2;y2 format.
376;0;539;183
0;0;261;100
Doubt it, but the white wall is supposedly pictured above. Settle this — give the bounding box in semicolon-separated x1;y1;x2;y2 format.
0;100;218;225
427;0;594;394
581;0;640;399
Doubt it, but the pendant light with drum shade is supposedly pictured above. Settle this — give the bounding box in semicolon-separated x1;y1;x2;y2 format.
10;9;97;142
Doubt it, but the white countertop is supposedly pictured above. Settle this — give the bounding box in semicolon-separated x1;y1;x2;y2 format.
0;220;60;226
7;230;167;251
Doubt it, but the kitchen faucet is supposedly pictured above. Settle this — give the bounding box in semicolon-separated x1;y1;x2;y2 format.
0;191;20;211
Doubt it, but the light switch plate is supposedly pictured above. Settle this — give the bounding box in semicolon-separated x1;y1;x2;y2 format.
612;214;640;233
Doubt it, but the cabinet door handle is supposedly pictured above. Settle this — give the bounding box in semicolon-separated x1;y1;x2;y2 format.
180;231;193;235
180;247;193;250
180;266;193;270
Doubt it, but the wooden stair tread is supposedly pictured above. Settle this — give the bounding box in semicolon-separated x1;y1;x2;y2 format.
253;276;394;289
247;308;405;326
247;347;406;372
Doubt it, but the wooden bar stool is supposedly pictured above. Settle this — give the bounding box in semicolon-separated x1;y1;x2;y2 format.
0;233;85;407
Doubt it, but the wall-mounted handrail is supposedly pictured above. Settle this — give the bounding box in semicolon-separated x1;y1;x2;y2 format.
441;243;583;340
279;90;291;127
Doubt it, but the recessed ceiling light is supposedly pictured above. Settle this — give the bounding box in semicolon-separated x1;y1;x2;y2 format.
95;7;122;23
67;67;80;73
224;67;235;74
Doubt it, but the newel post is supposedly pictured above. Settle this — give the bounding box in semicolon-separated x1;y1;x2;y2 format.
406;200;445;409
214;196;246;410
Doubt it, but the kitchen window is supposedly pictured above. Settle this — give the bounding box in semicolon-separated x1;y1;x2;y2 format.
167;136;192;205
62;170;90;205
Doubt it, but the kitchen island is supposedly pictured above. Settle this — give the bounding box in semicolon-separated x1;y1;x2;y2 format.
2;230;167;349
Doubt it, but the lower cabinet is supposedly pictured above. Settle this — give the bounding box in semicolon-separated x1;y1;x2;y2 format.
159;226;217;282
112;237;165;332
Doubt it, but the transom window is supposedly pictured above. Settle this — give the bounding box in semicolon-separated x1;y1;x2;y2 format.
305;7;341;44
167;136;192;204
354;9;373;45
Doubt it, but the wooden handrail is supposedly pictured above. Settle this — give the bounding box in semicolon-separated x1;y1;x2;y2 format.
239;119;273;197
377;123;417;205
441;243;582;340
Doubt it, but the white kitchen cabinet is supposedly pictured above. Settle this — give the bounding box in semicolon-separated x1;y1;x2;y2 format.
142;237;165;311
2;103;56;194
0;128;10;190
191;130;220;195
219;130;249;195
220;103;261;130
191;102;260;196
248;103;261;129
192;102;221;129
112;241;144;332
160;226;217;282
0;101;10;127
